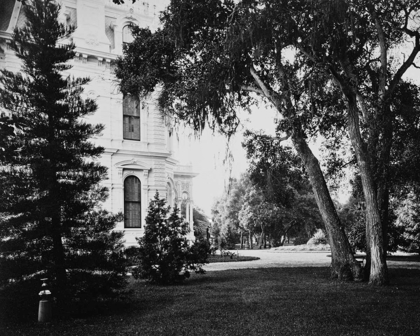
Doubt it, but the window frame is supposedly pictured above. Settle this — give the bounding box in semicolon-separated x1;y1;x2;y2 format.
123;94;141;141
124;175;142;228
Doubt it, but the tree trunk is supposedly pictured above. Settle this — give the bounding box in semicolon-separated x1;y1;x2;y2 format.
364;220;372;280
240;231;244;249
48;166;68;303
259;223;265;249
280;235;285;246
346;97;388;285
380;187;390;259
249;64;360;279
376;107;393;261
291;126;362;280
51;217;67;302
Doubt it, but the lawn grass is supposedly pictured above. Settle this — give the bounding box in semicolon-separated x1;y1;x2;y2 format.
271;244;331;252
1;267;420;336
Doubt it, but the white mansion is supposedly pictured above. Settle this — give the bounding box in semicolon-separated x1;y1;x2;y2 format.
0;0;197;245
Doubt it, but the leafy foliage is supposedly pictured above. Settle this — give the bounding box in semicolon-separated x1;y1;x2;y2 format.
133;193;207;285
192;206;211;241
394;191;420;254
0;0;127;306
243;132;323;246
211;169;323;249
307;229;328;246
211;177;245;249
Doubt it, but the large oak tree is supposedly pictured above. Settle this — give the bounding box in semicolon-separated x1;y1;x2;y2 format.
116;0;362;280
272;0;420;284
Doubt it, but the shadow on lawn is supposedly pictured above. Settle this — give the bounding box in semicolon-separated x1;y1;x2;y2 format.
386;254;420;262
207;255;260;263
2;267;420;336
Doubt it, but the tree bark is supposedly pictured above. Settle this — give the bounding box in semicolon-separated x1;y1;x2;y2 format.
51;216;67;302
346;97;388;285
280;235;285;246
49;180;68;303
259;223;266;249
291;125;362;280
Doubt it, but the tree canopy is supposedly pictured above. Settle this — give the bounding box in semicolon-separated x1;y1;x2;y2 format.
116;0;362;281
116;0;420;284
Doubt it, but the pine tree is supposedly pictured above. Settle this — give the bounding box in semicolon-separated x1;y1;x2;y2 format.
135;192;207;285
0;0;127;306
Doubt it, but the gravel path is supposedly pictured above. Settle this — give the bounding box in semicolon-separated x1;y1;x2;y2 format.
204;249;420;271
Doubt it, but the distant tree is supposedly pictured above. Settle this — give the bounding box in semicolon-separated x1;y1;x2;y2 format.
339;198;367;253
340;172;416;255
193;207;211;241
238;185;272;249
243;131;323;246
210;198;223;246
243;131;307;207
211;175;257;249
134;193;207;285
0;0;127;306
394;191;420;255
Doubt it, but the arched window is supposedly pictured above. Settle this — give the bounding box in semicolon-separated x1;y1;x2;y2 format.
124;176;141;228
122;25;134;44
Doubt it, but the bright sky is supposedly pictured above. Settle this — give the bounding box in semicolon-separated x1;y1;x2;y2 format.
174;105;279;217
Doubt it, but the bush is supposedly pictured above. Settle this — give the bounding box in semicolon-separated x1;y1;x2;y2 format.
0;210;128;320
133;193;208;285
307;229;328;245
293;237;309;245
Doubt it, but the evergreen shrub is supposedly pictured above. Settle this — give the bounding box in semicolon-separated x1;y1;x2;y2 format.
0;0;128;314
293;237;309;245
133;193;208;285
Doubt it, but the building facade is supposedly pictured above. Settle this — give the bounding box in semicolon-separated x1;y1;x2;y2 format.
0;0;196;245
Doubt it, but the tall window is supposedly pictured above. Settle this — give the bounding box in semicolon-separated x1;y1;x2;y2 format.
124;176;141;228
123;94;140;140
122;25;134;44
166;182;173;207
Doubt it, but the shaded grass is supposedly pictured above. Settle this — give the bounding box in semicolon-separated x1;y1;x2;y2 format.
383;254;420;262
208;255;260;263
1;267;420;336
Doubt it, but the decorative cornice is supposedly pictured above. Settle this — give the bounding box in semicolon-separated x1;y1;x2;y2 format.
0;32;117;66
174;171;199;178
114;158;151;171
103;147;173;159
165;157;179;165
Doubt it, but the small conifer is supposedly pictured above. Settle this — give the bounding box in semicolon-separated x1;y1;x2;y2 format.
134;192;207;285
